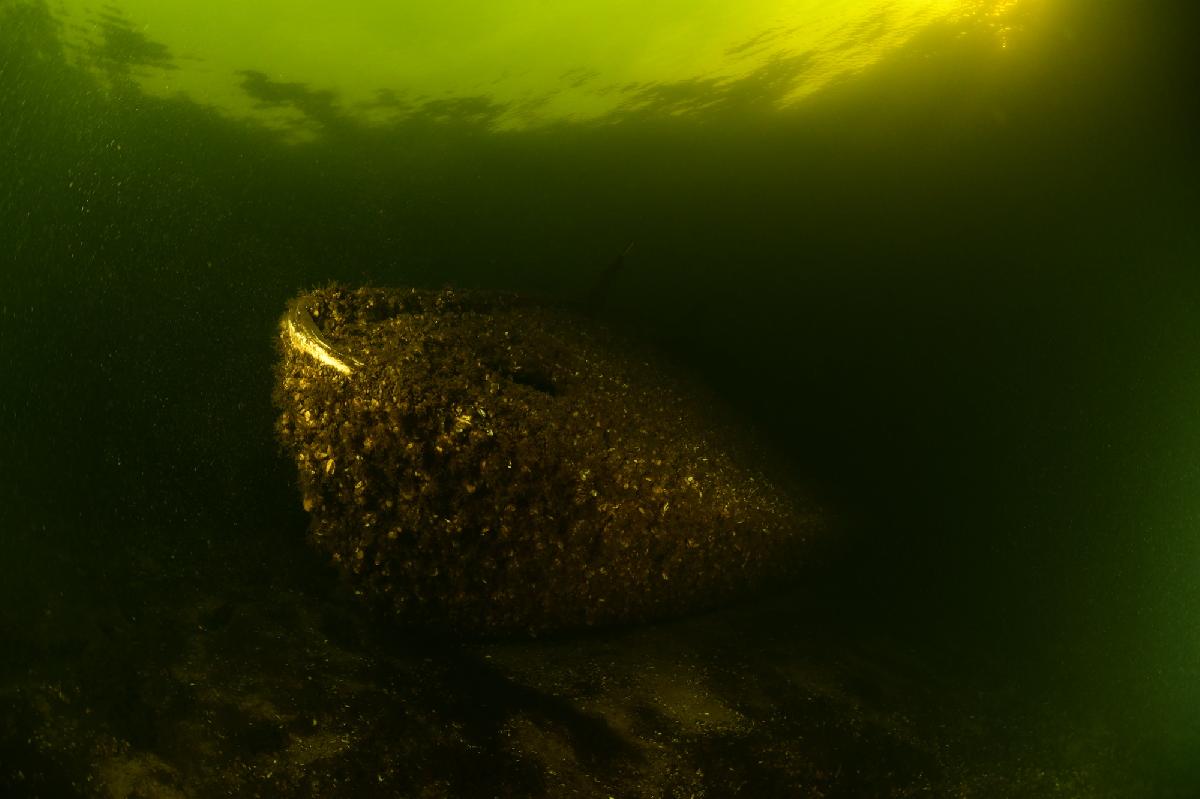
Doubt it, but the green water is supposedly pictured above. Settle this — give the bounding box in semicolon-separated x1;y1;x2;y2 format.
2;0;1197;795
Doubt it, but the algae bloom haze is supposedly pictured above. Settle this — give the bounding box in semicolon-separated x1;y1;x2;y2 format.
1;0;1198;796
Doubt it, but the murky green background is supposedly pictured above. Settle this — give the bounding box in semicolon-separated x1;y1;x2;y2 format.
2;0;1197;794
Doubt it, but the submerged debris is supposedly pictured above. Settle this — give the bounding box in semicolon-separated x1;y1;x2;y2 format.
274;285;825;634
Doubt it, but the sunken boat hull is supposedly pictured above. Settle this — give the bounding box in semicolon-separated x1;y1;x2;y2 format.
274;285;824;634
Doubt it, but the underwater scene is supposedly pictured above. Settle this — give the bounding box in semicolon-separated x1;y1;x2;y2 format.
1;0;1197;795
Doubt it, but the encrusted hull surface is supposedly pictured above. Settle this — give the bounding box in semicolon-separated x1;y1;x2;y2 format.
275;285;823;634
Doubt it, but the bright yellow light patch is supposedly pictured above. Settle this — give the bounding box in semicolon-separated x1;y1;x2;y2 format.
53;0;1027;137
